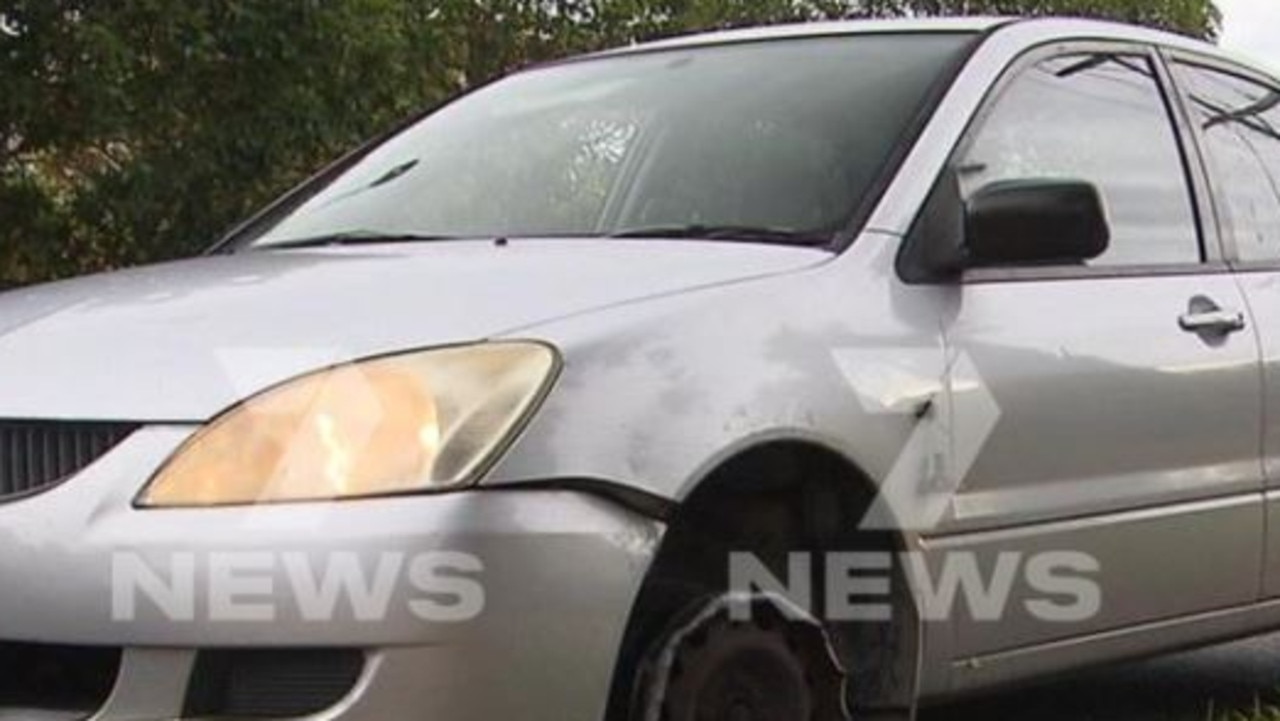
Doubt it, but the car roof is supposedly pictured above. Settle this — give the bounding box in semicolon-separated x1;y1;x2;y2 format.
582;16;1274;81
608;16;1012;53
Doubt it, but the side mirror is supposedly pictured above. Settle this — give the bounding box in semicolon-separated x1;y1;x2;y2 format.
965;180;1110;266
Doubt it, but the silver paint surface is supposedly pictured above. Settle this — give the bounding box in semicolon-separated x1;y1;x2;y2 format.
0;16;1277;720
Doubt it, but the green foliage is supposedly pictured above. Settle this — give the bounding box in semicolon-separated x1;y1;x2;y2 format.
0;0;1220;285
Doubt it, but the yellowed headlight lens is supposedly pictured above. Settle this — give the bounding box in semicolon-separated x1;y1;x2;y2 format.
139;342;557;506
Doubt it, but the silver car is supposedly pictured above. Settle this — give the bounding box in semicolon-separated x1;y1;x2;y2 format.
3;15;1280;721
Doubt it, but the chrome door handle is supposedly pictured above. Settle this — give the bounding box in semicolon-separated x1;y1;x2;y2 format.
1179;309;1246;334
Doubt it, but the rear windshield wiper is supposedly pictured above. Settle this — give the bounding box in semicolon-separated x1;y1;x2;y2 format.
257;230;467;250
606;224;834;246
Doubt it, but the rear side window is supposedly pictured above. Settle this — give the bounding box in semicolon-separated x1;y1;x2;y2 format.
1175;63;1280;263
956;52;1201;267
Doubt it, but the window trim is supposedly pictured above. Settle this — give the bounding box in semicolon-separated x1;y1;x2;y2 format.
898;40;1222;285
1162;48;1280;271
830;31;989;251
964;261;1231;284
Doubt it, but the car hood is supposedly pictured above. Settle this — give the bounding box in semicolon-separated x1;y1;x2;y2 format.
0;239;827;421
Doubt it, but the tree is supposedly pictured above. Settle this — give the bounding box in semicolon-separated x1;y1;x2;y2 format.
0;0;1220;285
1;1;458;281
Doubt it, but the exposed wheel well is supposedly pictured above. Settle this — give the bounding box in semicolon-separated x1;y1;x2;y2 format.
605;440;921;720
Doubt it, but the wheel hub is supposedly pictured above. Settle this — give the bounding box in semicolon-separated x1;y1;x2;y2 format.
643;595;850;721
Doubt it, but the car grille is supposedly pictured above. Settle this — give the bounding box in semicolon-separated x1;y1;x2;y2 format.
185;649;366;718
0;642;122;715
0;420;139;500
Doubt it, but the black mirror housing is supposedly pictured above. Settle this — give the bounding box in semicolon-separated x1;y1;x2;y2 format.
965;179;1110;267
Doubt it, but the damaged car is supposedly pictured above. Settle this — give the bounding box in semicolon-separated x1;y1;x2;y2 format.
4;15;1280;721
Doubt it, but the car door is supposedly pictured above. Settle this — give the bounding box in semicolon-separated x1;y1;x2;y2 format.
1169;56;1280;598
920;43;1265;660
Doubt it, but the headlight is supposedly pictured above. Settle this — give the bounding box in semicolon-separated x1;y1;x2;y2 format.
138;342;558;507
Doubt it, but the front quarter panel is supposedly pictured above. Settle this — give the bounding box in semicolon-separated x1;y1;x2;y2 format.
485;231;966;697
485;233;948;508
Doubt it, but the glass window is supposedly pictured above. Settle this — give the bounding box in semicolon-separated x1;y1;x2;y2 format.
239;34;975;249
957;53;1200;267
1176;63;1280;262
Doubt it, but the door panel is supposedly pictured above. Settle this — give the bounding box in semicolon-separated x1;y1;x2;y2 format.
917;45;1265;659
935;498;1259;660
1174;61;1280;596
942;277;1262;531
935;275;1262;655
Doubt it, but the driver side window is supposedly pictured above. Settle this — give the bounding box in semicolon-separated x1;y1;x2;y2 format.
957;52;1202;267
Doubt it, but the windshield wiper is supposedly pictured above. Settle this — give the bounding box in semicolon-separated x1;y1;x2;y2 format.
606;224;834;246
259;230;467;250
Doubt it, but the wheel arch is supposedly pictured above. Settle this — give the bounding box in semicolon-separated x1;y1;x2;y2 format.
605;436;925;719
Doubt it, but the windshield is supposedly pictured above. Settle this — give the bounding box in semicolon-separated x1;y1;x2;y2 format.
240;33;975;249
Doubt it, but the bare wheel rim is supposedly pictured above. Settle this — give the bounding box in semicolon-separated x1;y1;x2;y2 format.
655;606;849;721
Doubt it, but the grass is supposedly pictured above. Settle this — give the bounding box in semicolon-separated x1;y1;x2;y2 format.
1211;698;1280;721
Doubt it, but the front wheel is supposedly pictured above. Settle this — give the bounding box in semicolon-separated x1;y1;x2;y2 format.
636;596;850;721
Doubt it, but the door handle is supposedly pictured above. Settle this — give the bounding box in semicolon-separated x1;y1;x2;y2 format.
1179;309;1246;334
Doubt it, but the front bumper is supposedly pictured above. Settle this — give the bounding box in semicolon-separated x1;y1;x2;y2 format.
0;427;665;720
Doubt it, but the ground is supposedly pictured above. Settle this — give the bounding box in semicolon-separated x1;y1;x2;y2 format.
925;634;1280;721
